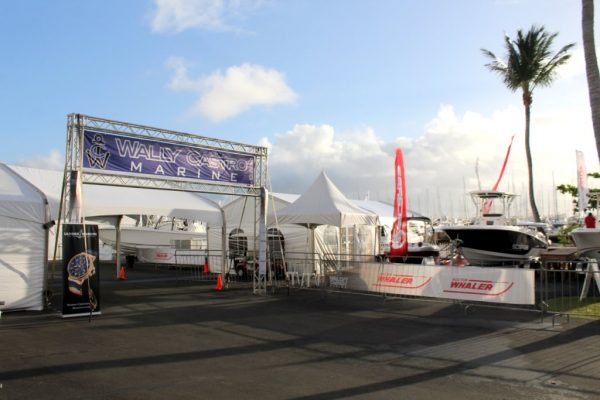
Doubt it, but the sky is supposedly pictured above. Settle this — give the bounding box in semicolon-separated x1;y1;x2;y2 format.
0;0;598;220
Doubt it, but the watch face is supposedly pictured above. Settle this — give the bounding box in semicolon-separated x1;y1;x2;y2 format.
67;252;94;278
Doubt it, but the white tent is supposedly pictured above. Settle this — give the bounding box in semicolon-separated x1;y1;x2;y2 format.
275;171;379;227
223;189;395;268
222;193;307;266
7;165;223;225
273;172;379;272
7;165;226;272
0;163;51;311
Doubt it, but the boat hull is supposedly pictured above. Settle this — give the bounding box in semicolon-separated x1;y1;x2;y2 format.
439;225;547;266
389;243;440;264
570;227;600;259
98;226;207;256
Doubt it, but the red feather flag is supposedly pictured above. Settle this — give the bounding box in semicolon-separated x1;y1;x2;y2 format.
390;148;408;258
482;134;515;214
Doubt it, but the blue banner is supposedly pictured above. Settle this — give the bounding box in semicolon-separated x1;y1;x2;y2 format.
82;130;255;185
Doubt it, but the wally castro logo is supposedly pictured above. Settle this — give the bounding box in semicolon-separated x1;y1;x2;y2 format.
373;273;431;289
444;278;514;297
85;133;110;169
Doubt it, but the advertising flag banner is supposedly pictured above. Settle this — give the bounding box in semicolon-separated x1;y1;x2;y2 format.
390;148;408;258
62;224;101;317
82;129;255;185
483;135;515;214
576;150;589;214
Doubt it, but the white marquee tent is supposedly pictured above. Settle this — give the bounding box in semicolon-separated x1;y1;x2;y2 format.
7;165;223;226
1;165;228;300
221;192;307;268
269;171;380;273
275;171;379;228
0;163;52;311
222;173;407;273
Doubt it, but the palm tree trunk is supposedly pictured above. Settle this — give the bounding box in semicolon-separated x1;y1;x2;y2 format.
583;0;600;163
524;100;541;222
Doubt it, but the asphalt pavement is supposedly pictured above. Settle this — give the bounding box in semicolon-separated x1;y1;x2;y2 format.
1;262;600;400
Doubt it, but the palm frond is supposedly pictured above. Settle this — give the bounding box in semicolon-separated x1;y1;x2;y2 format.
483;25;576;93
533;42;576;88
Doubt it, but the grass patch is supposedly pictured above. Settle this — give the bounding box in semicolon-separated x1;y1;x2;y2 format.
545;297;600;319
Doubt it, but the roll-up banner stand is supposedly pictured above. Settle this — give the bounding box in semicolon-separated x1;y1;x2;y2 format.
62;224;101;318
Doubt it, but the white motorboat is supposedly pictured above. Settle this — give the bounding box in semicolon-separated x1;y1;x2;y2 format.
570;227;600;260
387;216;441;264
437;191;548;266
97;216;207;262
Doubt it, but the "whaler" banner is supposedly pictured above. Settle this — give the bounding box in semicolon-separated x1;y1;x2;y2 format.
82;130;255;185
341;263;535;305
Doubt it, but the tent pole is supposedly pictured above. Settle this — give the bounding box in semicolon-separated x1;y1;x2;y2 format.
313;226;316;274
116;215;123;279
220;208;226;278
67;170;82;224
256;187;268;294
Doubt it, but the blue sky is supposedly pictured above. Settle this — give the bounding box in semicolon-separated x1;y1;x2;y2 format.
0;0;596;219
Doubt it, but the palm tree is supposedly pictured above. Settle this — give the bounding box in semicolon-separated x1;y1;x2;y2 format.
583;0;600;163
482;25;575;222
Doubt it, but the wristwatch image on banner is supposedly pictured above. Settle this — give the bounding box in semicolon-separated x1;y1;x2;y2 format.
66;252;98;310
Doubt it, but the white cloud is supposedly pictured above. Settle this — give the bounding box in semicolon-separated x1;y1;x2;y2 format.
150;0;266;33
167;59;297;121
166;57;203;91
267;124;388;174
14;104;593;220
16;149;64;171
265;104;597;219
264;124;399;202
558;47;585;81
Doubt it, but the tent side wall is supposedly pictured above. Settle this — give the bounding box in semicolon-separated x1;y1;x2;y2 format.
223;195;311;269
0;164;48;311
0;213;46;311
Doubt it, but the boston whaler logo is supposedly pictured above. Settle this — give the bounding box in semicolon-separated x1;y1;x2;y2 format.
155;251;173;260
444;278;514;297
85;133;110;169
373;273;431;289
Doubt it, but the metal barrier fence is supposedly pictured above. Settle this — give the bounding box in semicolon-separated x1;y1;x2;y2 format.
539;259;600;319
283;253;536;303
164;248;600;320
173;250;254;287
172;250;217;282
172;250;280;288
276;252;600;321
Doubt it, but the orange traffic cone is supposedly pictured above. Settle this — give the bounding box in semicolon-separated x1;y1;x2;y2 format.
203;258;209;273
215;274;223;291
119;265;126;280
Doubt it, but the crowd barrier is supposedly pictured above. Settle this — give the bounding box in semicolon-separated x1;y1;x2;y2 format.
172;250;218;282
145;248;600;320
275;252;600;320
538;259;600;319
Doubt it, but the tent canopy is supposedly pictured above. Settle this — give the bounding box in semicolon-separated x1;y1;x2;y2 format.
275;171;378;227
0;164;49;225
353;200;426;229
223;192;299;229
8;165;223;226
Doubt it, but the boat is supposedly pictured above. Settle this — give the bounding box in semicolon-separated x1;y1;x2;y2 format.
97;216;207;263
437;190;548;267
570;226;600;260
399;216;440;264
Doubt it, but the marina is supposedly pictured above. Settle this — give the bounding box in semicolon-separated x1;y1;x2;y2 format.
1;3;600;399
